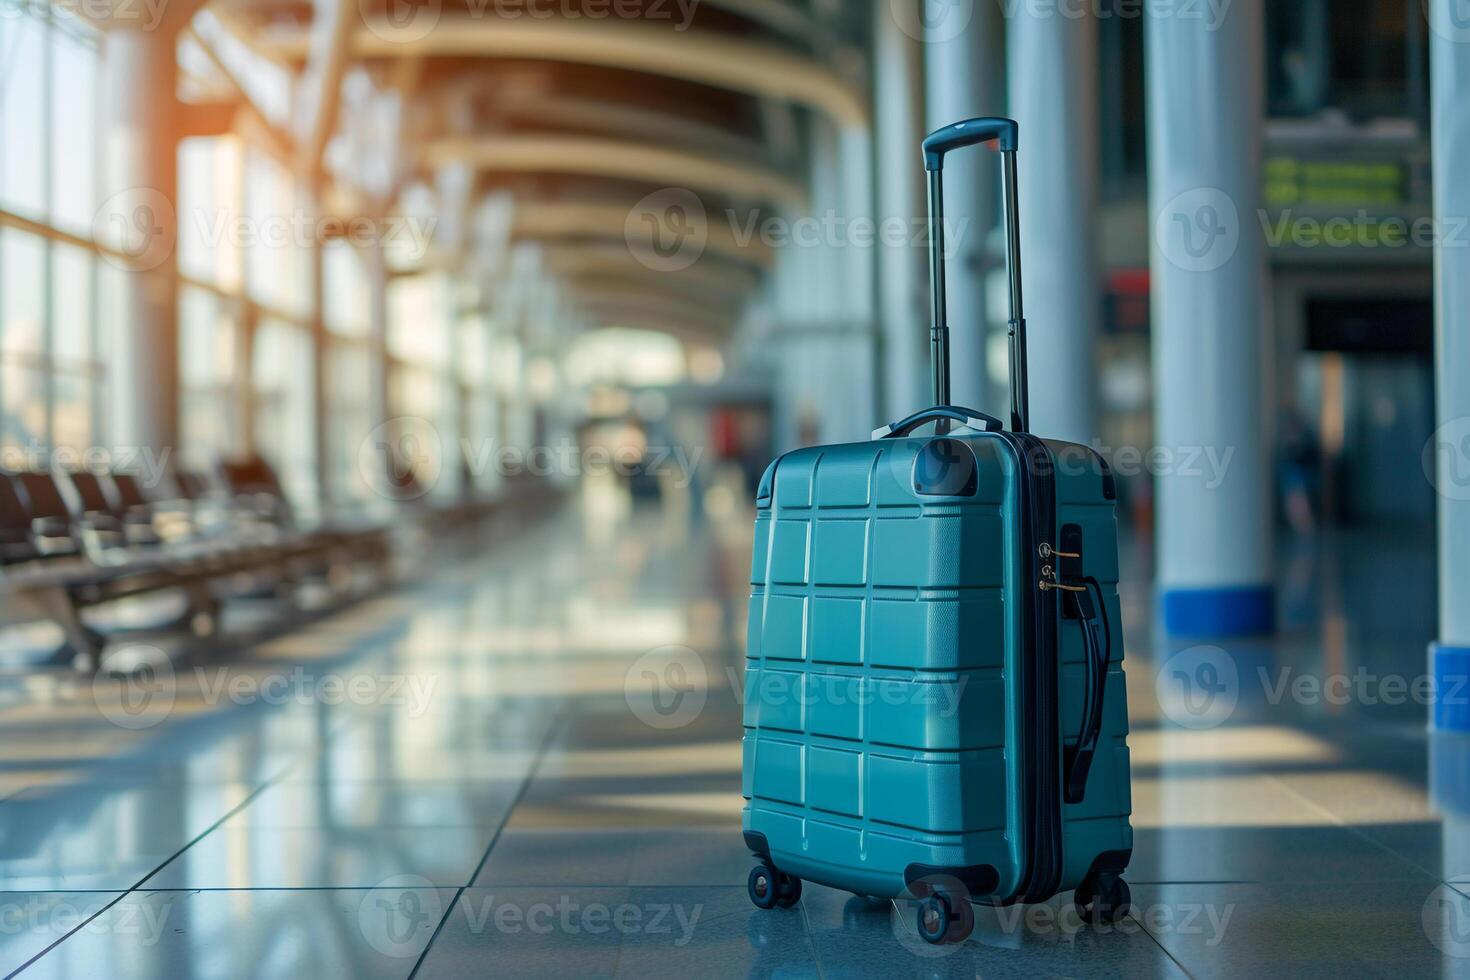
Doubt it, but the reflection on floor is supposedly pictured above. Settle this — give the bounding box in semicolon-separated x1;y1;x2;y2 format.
0;498;1465;979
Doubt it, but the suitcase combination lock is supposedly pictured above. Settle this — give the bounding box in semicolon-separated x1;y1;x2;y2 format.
1039;534;1086;593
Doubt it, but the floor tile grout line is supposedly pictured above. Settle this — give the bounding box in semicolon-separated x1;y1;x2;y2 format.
3;890;133;980
1127;907;1199;980
4;774;284;979
795;897;828;980
1263;769;1446;881
408;709;566;979
3;726;352;978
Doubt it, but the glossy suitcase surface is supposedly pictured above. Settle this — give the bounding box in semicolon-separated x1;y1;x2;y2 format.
741;117;1133;943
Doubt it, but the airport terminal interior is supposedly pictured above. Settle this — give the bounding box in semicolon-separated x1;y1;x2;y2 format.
0;0;1469;976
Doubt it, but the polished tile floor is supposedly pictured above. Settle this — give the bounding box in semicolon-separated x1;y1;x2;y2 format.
0;495;1465;978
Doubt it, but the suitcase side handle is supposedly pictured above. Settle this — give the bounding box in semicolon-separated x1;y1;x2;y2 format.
1063;577;1112;805
922;117;1029;433
872;405;1004;441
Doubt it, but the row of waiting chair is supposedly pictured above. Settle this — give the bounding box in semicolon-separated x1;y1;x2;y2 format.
0;457;393;671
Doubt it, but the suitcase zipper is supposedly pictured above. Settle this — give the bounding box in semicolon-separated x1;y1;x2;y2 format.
992;431;1064;905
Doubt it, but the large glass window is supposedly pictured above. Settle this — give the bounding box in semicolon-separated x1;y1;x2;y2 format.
178;137;244;291
244;151;308;318
323;240;370;338
49;17;97;233
253;318;315;504
179;286;240;468
325;342;374;506
49;243;99;451
0;5;105;458
1;1;48;219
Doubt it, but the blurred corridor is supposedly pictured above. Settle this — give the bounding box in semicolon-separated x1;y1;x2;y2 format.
2;0;1470;975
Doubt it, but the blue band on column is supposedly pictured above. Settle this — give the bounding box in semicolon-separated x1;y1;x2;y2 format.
1161;586;1275;637
1431;644;1470;732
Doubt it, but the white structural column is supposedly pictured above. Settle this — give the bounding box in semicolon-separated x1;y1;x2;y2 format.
99;28;180;457
923;0;1002;416
874;3;928;421
1428;0;1470;731
1146;0;1274;636
1007;2;1099;443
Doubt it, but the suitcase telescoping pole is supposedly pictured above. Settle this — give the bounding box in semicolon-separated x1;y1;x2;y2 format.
921;117;1029;433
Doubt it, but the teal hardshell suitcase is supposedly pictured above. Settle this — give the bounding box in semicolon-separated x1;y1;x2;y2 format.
741;118;1134;945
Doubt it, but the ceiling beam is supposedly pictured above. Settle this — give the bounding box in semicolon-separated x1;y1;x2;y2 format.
426;134;805;210
257;16;867;127
295;0;355;178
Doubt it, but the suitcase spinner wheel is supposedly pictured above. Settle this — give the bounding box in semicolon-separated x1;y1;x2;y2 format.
915;891;975;945
1073;872;1132;925
748;863;801;910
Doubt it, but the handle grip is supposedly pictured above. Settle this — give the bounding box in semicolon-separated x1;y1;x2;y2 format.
872;405;1004;441
922;117;1018;171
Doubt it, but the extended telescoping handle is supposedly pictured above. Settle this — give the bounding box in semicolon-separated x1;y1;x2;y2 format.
922;117;1029;434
